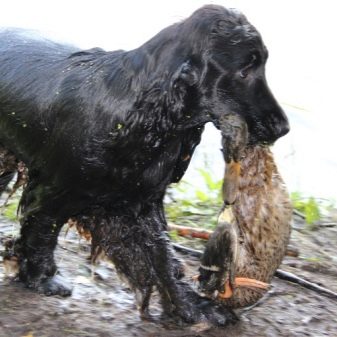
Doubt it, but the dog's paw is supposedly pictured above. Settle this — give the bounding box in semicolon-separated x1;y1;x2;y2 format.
196;297;238;326
161;302;200;326
26;275;72;297
160;282;238;326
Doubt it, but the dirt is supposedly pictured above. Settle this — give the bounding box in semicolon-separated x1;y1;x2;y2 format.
1;203;337;337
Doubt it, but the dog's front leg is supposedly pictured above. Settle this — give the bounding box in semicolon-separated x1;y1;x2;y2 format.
99;204;236;325
139;209;197;323
139;202;237;325
94;210;189;321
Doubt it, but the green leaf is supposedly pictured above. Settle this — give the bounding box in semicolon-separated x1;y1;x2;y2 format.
168;230;179;241
195;190;208;202
290;192;321;228
3;201;19;221
305;197;320;224
198;169;218;190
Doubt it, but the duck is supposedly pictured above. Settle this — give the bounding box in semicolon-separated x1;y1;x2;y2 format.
197;140;292;308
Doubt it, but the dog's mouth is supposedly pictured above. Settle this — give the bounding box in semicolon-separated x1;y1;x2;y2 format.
217;115;273;160
247;133;274;147
218;112;249;164
246;118;290;146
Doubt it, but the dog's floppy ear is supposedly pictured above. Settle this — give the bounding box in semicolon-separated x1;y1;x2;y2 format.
168;61;199;118
172;61;199;87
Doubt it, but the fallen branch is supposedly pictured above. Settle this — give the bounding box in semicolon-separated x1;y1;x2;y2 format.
168;223;211;240
172;243;337;301
275;269;337;300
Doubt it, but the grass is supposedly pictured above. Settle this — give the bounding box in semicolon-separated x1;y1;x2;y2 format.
290;192;331;229
2;199;20;221
0;172;333;232
166;171;333;233
165;168;223;230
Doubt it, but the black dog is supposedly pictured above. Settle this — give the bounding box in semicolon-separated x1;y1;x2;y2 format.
0;5;289;324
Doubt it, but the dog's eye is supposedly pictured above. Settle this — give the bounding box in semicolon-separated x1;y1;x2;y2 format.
240;54;259;78
240;69;249;79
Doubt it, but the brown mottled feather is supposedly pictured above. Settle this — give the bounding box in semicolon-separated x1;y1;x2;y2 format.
221;145;292;308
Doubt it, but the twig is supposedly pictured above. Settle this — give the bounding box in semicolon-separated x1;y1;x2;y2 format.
318;222;336;228
293;209;305;219
59;245;78;254
275;269;337;300
172;243;202;258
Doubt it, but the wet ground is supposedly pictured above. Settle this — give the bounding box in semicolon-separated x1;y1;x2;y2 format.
1;206;337;337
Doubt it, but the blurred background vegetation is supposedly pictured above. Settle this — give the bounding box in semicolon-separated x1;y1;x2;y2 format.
165;172;332;230
1;166;334;235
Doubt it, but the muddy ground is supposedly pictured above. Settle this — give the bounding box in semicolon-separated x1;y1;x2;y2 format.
1;200;337;337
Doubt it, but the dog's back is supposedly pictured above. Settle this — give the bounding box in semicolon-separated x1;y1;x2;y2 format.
0;30;77;160
0;29;77;97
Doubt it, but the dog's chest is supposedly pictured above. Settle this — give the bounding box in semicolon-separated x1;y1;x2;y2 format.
108;135;183;192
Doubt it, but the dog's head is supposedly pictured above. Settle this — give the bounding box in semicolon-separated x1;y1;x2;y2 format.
162;5;289;146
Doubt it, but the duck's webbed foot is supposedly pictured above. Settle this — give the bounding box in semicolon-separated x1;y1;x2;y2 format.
197;207;239;299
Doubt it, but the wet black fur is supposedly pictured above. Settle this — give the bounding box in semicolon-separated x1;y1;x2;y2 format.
0;5;289;324
0;146;16;194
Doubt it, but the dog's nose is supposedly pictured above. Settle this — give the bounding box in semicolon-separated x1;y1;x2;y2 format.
275;121;290;139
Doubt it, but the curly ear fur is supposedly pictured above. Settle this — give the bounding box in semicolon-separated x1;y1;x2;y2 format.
165;61;200;122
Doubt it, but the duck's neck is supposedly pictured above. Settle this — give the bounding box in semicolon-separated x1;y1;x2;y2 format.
233;145;277;228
